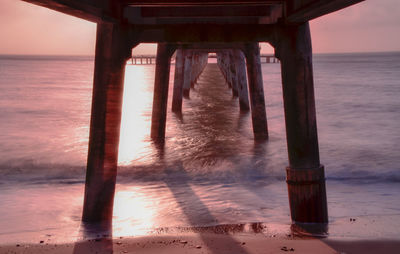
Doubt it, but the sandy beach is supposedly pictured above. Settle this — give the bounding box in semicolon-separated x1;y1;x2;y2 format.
1;233;400;254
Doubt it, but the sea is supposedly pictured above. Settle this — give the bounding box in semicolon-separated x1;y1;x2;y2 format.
0;52;399;244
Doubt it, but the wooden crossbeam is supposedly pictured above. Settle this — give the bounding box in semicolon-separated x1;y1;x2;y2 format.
138;5;272;17
130;24;277;43
22;0;112;22
287;0;365;23
122;0;284;6
20;0;365;25
124;5;283;25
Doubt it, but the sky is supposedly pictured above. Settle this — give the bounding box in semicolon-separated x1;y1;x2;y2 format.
0;0;399;55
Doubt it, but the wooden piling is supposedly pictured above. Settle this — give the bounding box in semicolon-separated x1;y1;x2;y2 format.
190;53;197;87
183;50;192;97
225;53;233;88
150;43;175;141
201;53;208;73
217;52;231;88
172;49;185;112
216;53;224;80
243;43;268;140
229;50;239;97
233;49;250;111
82;23;132;223
276;22;328;226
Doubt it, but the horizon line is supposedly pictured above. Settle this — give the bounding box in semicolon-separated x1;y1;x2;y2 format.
1;50;399;58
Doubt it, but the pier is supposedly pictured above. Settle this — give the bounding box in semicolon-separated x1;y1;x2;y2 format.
20;0;364;234
130;53;279;65
131;55;156;65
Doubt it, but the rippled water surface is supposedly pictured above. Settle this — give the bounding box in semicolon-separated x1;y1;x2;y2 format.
0;52;399;242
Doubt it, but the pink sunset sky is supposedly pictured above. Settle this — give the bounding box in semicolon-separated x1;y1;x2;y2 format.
0;0;399;55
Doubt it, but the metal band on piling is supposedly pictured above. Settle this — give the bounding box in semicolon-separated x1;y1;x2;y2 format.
286;165;328;225
286;166;326;185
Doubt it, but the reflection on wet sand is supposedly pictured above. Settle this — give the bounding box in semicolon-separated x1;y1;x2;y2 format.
163;166;250;254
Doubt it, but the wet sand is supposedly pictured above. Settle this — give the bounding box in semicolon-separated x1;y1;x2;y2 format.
1;234;399;254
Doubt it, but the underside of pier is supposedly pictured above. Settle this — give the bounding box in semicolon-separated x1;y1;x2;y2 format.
22;0;364;234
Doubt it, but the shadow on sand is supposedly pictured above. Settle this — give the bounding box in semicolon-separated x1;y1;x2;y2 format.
163;165;250;254
72;221;113;254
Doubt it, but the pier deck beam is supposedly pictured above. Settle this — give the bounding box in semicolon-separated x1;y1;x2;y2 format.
82;23;132;223
276;22;328;227
172;49;185;112
151;43;175;141
243;43;268;140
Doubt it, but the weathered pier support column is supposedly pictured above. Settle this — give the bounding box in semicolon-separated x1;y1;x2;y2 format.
243;43;268;140
172;49;185;112
190;53;198;87
200;53;208;74
191;53;208;86
233;49;250;111
223;52;233;88
150;43;175;141
276;22;328;228
228;50;239;97
217;53;225;82
172;49;208;112
183;50;193;97
217;52;232;88
83;23;132;222
216;54;223;79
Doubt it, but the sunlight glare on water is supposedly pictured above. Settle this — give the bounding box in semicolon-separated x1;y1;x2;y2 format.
118;65;156;166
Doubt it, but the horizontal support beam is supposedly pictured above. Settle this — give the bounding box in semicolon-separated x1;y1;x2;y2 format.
125;16;276;25
124;5;282;25
22;0;364;25
130;24;276;43
21;0;116;22
122;0;283;6
287;0;365;23
177;43;245;50
135;5;273;17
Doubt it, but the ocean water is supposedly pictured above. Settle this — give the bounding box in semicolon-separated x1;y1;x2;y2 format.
0;52;399;243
